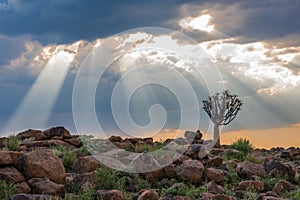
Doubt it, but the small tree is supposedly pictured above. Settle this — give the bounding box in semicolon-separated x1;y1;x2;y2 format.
203;90;242;145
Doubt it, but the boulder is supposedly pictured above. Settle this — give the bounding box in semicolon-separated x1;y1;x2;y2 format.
163;164;177;178
237;180;264;192
204;156;223;168
12;194;60;200
143;137;154;145
8;151;25;165
21;140;70;149
131;153;161;173
16;182;31;194
0;167;25;183
42;126;71;140
17;129;42;140
72;156;101;174
236;161;266;178
137;190;159;200
272;180;295;194
0;151;13;165
264;158;297;180
70;172;95;191
94;190;124;200
64;138;82;148
207;181;224;194
28;178;64;196
157;154;173;166
143;169;164;183
177;160;204;184
16;150;66;184
205;168;224;183
199;192;216;200
109;136;123;143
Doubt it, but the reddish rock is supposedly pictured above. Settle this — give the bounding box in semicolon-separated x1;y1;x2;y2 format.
12;194;60;200
199;192;216;200
157;154;173;166
64;138;82;147
0;167;25;183
34;132;48;141
204;156;223;168
137;190;159;200
42;126;71;140
205;168;224;183
72;156;101;174
17;129;42;140
109;136;123;143
143;169;164;183
16;150;66;184
236;161;266;178
70;172;95;191
207;181;224;194
16;181;31;194
0;151;13;165
177;160;204;184
175;155;191;165
264;158;297;180
94;190;124;200
143;137;154;145
28;178;65;196
272;180;295;194
237;180;264;192
22;140;70;149
8;151;25;165
131;153;161;173
163;164;177;178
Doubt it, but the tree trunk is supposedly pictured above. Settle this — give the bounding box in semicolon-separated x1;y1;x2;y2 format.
213;123;220;145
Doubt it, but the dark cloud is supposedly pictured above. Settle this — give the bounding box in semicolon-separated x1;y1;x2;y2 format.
0;0;184;44
0;35;26;66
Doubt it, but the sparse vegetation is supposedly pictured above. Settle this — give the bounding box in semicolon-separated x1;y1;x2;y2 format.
52;146;77;171
230;138;253;155
93;166;126;191
161;182;205;198
0;180;16;200
4;135;20;151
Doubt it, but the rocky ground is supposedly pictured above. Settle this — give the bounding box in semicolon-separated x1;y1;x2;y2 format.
0;127;299;200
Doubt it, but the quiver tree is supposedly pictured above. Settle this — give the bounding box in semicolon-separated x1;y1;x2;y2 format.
203;90;242;145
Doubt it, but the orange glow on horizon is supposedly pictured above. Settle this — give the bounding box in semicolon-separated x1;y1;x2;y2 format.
150;123;300;149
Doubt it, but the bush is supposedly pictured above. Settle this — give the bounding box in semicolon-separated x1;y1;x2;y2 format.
230;138;253;155
62;148;77;170
162;182;204;198
52;147;77;171
93;166;126;191
0;180;16;200
5;135;20;151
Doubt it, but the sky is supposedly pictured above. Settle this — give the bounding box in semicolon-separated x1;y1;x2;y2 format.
0;0;300;148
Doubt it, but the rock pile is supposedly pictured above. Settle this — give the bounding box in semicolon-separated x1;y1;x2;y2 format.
0;127;299;200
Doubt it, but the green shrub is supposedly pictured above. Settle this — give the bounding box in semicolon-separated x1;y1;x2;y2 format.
52;147;77;171
93;166;126;191
134;144;154;153
262;176;281;191
230;138;253;155
245;154;263;164
62;148;77;170
5;135;20;151
0;180;16;200
162;182;204;198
